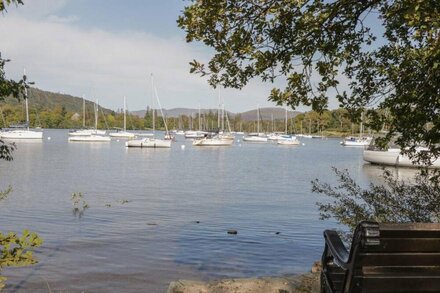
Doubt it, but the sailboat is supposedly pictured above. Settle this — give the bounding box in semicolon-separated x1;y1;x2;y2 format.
126;74;171;148
1;70;43;140
68;100;110;142
69;97;106;136
277;105;300;145
109;96;136;138
193;97;234;146
243;106;267;142
341;113;372;146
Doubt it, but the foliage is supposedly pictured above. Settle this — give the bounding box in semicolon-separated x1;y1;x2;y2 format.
0;1;43;289
0;230;42;289
0;186;11;201
178;0;440;163
0;0;23;12
312;167;440;238
71;192;89;218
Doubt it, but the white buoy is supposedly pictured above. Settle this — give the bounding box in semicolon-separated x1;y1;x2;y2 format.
302;143;305;146
47;137;51;140
117;139;120;142
181;145;185;150
237;139;240;143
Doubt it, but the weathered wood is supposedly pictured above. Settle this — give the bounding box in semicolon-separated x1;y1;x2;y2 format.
321;221;440;293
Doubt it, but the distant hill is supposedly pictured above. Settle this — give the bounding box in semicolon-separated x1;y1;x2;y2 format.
239;107;300;121
131;107;301;121
2;87;113;114
2;88;301;121
131;108;233;119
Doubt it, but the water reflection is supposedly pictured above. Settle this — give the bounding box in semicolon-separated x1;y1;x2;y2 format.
362;163;420;185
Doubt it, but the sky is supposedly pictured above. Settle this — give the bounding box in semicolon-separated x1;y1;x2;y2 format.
0;0;347;113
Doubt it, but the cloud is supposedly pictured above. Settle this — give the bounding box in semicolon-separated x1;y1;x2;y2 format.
46;14;79;24
0;4;310;112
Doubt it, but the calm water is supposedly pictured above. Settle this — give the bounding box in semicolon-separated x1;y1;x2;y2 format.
0;129;394;292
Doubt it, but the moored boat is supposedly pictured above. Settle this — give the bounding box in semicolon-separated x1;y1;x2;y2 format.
341;136;372;146
363;147;440;168
68;135;111;142
192;134;234;146
125;137;171;148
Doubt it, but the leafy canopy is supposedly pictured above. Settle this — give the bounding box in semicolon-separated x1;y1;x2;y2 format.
178;0;440;161
312;168;440;239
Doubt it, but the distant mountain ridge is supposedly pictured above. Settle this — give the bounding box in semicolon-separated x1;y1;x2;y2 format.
131;107;300;121
3;87;114;114
2;87;301;120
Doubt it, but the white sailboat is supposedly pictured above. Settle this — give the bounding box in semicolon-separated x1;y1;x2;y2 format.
68;100;110;142
193;134;234;146
126;74;171;148
341;113;372;146
109;96;136;138
363;147;440;168
194;96;234;146
69;97;106;136
1;70;43;140
277;106;300;146
243;106;267;142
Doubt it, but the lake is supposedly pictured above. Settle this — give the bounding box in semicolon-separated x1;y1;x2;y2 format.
0;129;397;292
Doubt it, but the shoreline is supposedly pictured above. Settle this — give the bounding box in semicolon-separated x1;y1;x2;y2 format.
167;262;321;293
167;273;320;293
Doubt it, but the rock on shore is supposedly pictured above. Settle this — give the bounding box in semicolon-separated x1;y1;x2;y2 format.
167;272;320;293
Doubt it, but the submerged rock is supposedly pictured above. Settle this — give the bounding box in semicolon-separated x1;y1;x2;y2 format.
227;229;238;235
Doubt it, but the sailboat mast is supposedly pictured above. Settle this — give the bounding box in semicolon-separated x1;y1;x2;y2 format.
285;105;288;134
217;90;220;129
123;96;127;132
82;96;85;128
25;89;29;130
151;74;169;136
221;103;225;131
360;111;364;137
199;105;201;131
95;100;99;130
23;69;30;130
151;75;155;136
257;104;260;133
271;113;274;132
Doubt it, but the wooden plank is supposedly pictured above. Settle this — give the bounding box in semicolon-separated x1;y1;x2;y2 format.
353;275;440;292
380;229;440;238
363;266;440;276
364;238;440;252
357;252;440;267
380;223;440;231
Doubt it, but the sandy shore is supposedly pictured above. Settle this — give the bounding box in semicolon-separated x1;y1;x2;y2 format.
167;271;320;293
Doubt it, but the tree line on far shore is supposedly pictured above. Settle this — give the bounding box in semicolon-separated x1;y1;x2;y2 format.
0;102;384;136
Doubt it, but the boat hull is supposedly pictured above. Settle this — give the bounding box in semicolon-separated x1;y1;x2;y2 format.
192;138;234;146
277;139;300;146
242;136;268;143
68;135;111;142
341;137;372;147
363;149;440;168
125;138;171;148
109;131;136;138
1;130;43;139
69;129;106;136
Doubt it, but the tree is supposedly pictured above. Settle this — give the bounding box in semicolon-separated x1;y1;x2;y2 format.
178;0;440;163
0;0;43;289
312;168;440;239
